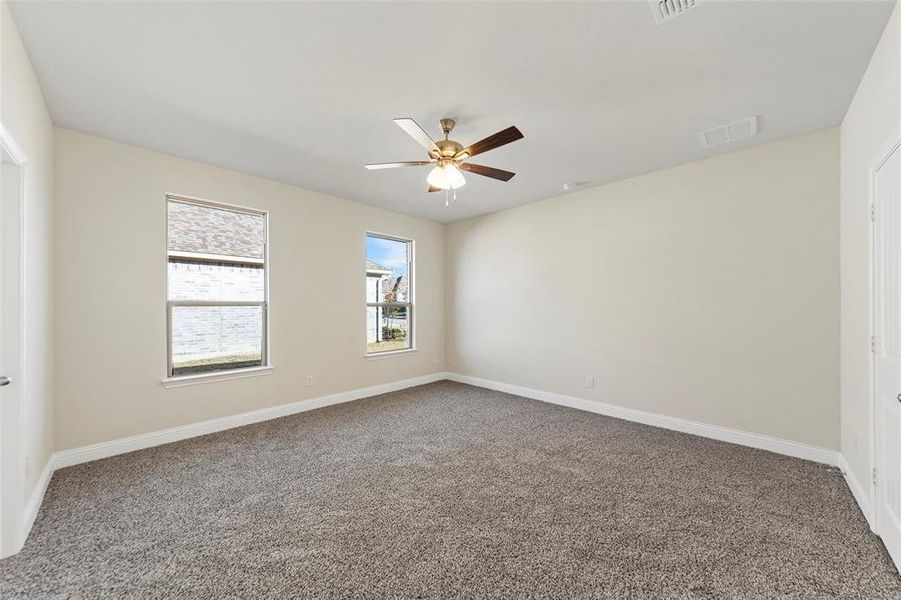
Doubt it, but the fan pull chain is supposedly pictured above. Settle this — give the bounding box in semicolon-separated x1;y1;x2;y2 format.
444;188;457;208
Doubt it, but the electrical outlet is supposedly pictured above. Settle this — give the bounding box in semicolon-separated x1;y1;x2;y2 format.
585;376;595;389
305;375;313;386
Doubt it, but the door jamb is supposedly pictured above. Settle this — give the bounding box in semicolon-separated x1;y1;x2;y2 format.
0;122;26;559
869;131;901;538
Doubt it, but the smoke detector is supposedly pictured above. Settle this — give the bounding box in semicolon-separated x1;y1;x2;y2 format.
649;0;706;24
698;116;759;148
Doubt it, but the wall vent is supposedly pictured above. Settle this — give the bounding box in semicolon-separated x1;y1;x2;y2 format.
650;0;705;24
698;116;759;149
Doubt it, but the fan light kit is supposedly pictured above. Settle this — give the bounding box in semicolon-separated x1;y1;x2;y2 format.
365;117;524;202
427;160;466;190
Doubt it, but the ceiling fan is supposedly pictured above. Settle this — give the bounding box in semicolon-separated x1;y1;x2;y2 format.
364;118;524;193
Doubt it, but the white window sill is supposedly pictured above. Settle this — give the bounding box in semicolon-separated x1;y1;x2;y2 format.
162;366;273;388
365;348;418;361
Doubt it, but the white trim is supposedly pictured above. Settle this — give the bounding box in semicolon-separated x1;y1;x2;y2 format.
869;130;901;541
366;348;418;360
0;123;27;559
21;372;878;559
166;193;266;216
364;231;414;355
839;454;875;531
446;373;840;466
165;194;271;380
55;372;449;469
21;458;53;544
0;124;26;164
162;365;273;388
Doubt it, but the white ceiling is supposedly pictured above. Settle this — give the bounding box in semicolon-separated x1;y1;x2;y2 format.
9;0;895;223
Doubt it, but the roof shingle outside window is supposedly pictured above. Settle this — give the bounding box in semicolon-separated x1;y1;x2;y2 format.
168;202;265;260
366;259;390;273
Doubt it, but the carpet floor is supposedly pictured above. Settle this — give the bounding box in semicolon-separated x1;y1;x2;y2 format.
1;381;899;599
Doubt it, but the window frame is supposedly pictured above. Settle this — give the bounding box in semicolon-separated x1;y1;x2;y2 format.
365;232;415;357
164;194;270;382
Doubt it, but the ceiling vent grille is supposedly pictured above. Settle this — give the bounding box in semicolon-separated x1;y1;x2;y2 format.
699;116;759;149
650;0;704;24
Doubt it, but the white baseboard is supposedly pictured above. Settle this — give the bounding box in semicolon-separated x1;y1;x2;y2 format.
838;454;875;531
21;458;53;546
53;371;449;470
446;372;841;466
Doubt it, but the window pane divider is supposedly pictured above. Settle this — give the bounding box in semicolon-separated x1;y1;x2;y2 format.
366;302;411;308
168;300;266;307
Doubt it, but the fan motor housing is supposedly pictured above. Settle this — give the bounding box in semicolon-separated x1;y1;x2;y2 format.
435;139;463;158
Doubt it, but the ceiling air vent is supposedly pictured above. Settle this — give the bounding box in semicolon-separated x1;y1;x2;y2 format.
650;0;705;24
698;116;759;149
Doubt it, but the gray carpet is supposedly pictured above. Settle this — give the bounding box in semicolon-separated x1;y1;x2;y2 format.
1;381;899;599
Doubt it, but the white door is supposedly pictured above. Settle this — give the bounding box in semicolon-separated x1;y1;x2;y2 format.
0;132;24;559
875;140;901;570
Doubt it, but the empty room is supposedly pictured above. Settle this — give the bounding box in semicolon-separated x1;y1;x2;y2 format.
0;0;900;597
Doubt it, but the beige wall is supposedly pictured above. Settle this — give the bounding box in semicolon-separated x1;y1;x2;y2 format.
840;1;900;496
53;128;445;451
447;128;840;449
2;3;54;503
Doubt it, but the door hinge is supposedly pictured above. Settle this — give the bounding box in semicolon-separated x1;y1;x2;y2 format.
870;204;877;221
873;467;878;487
871;335;877;353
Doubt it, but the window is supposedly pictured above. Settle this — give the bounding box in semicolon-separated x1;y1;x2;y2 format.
166;196;268;377
366;233;413;355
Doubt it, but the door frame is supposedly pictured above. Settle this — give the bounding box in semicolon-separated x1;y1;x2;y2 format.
870;130;901;545
0;123;26;559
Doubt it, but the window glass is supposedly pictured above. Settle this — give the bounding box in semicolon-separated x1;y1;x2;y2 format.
167;198;267;376
366;234;412;354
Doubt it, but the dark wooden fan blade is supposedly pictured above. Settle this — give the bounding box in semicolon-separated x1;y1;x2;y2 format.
456;126;523;159
393;118;440;155
459;163;516;182
364;161;433;170
428;185;441;192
